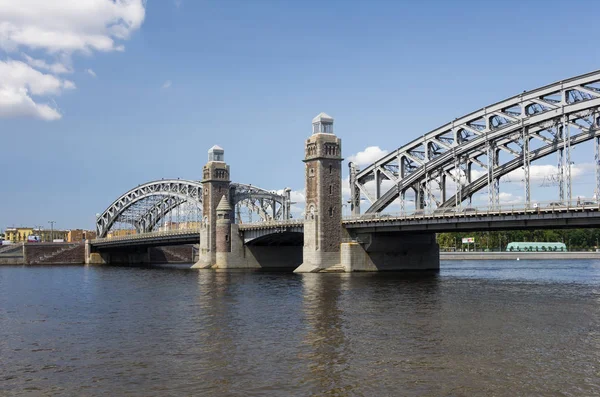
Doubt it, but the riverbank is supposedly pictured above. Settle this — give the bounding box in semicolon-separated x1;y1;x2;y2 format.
4;249;600;265
441;251;600;260
0;245;195;265
0;256;23;265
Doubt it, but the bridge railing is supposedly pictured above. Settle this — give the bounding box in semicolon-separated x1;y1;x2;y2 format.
342;198;600;222
92;228;200;243
238;219;304;229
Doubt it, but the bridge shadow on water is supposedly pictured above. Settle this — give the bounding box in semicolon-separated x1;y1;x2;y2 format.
128;262;443;281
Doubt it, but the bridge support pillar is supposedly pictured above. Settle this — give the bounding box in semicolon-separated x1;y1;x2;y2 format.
295;112;343;273
193;226;212;268
213;195;260;269
86;249;150;265
192;145;230;269
341;233;439;272
85;239;110;265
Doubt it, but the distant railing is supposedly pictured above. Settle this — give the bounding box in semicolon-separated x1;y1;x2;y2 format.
92;219;307;244
342;198;600;223
92;228;200;243
341;237;368;244
238;219;304;228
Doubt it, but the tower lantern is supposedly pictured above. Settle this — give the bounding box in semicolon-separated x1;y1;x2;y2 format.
208;145;225;162
312;112;334;134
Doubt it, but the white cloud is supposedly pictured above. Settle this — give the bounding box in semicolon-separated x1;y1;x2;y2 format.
62;80;76;90
348;146;388;167
502;163;593;184
174;0;183;8
288;189;305;204
22;53;72;74
498;192;522;204
0;86;61;121
342;176;351;200
0;60;69;95
475;192;522;205
276;188;305;218
85;68;97;78
162;80;172;89
0;0;146;54
0;60;77;120
0;0;146;121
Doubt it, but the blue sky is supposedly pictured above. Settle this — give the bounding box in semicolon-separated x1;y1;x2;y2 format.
1;0;600;230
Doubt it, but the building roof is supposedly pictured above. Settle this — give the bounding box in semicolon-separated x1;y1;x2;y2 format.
208;145;224;152
216;195;232;212
312;112;333;124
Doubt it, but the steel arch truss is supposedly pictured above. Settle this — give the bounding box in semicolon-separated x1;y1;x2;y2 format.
96;180;292;238
231;183;291;223
350;70;600;213
96;180;204;238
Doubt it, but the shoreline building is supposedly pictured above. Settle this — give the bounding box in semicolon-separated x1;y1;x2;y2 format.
3;227;96;243
4;227;68;243
67;229;97;242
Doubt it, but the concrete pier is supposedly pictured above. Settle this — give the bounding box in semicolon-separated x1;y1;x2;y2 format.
341;233;440;272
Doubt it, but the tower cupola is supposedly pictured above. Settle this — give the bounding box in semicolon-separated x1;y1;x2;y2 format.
208;145;225;162
312;112;334;134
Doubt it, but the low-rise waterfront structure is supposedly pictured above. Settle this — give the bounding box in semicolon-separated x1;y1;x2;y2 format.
67;229;97;242
3;227;89;243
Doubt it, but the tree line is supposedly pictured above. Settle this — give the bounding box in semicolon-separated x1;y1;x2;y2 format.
437;229;600;251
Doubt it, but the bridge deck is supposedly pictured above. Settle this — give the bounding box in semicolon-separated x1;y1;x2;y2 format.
91;229;200;249
343;204;600;233
90;203;600;249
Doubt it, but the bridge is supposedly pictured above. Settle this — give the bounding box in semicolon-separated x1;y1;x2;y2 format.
88;69;600;272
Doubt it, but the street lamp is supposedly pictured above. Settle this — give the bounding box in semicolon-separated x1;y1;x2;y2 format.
48;220;55;242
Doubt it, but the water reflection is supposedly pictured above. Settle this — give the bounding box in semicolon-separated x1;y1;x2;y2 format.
192;271;237;394
2;262;600;396
301;274;354;395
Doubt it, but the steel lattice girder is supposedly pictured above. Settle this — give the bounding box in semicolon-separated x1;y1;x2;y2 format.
230;183;290;221
136;196;188;233
442;126;600;207
353;70;600;213
96;180;290;237
96;180;203;238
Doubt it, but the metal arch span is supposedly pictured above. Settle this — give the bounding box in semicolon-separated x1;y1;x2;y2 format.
96;180;292;238
231;183;291;222
96;180;203;238
350;69;600;214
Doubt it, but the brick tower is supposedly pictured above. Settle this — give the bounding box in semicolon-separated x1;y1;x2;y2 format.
295;112;343;272
215;195;232;268
193;145;230;268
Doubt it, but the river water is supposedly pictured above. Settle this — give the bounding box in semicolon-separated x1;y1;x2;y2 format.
1;260;600;396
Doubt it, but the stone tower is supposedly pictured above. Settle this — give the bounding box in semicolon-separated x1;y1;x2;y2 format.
193;145;230;268
295;112;343;272
215;195;233;267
